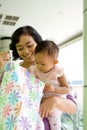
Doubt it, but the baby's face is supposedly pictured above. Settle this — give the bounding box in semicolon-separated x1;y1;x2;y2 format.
35;52;55;73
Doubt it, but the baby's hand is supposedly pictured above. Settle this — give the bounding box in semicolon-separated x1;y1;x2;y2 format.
44;84;55;93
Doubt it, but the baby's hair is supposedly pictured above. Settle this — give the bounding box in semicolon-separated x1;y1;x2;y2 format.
35;40;59;58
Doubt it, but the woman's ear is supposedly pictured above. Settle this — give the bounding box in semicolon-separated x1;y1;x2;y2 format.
53;59;58;64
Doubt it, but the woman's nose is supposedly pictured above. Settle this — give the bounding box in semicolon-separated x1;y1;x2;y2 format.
24;47;29;54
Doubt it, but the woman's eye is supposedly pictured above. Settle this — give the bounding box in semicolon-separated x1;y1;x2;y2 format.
17;48;23;51
27;44;33;48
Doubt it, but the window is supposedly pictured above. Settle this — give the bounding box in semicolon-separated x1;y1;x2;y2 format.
59;39;83;130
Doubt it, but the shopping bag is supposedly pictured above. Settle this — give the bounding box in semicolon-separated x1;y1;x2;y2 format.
0;62;44;130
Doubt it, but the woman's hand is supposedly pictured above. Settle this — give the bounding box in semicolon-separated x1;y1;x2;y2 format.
40;96;58;118
0;51;10;68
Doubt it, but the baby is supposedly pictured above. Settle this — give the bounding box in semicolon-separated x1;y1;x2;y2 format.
30;40;70;130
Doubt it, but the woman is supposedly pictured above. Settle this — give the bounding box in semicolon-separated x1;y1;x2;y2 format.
0;26;76;130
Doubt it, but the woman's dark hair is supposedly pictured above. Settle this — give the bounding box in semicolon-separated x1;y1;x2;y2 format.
9;25;42;60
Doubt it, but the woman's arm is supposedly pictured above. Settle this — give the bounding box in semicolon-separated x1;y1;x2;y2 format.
0;51;10;68
0;51;10;85
40;95;77;118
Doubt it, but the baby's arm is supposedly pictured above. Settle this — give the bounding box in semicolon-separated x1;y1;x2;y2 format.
56;73;69;94
44;74;69;94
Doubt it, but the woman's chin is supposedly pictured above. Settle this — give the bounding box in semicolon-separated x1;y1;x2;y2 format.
26;57;35;63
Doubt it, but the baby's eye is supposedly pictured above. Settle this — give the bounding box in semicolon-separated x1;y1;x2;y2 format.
41;64;45;66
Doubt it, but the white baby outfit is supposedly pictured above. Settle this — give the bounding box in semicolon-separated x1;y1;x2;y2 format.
30;65;66;130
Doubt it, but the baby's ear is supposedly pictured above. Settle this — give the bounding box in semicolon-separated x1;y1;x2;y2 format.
53;59;58;64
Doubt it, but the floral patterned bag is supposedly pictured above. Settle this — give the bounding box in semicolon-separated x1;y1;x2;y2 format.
0;62;44;130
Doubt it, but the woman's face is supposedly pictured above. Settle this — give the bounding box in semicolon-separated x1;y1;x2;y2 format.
16;35;37;62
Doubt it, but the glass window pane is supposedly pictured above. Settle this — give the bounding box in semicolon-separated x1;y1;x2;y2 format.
59;40;83;130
